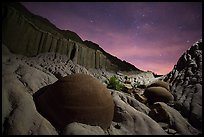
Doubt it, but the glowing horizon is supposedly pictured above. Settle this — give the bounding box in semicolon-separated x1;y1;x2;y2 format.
21;2;202;75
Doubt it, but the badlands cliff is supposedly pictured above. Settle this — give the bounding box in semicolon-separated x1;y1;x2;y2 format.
2;2;202;135
2;2;140;72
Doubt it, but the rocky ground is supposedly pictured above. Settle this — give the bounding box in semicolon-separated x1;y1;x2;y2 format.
2;40;202;135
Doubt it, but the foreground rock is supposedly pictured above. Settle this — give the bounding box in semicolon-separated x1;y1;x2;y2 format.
2;49;58;134
163;39;202;131
109;90;167;135
62;122;105;135
149;102;200;135
33;74;114;131
2;42;200;135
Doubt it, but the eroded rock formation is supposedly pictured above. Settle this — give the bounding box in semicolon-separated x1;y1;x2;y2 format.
2;41;201;135
163;39;202;131
2;2;141;72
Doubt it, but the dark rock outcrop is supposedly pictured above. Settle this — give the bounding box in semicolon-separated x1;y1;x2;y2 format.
33;74;114;131
163;39;202;131
2;2;141;72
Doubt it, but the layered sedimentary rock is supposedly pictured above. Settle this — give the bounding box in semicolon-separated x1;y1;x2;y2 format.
2;2;140;72
163;39;202;131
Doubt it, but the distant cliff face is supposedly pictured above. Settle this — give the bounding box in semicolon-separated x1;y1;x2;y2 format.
2;2;141;72
163;40;202;130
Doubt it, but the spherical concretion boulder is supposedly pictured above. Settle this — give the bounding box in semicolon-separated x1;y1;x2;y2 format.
147;80;170;91
144;87;174;104
34;74;114;131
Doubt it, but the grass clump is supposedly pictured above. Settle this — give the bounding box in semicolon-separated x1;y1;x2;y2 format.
106;75;125;91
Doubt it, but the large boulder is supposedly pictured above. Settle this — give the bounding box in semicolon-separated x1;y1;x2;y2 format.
147;80;170;91
34;74;114;131
144;87;174;104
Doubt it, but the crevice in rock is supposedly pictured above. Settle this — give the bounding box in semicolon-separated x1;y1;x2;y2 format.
70;46;76;60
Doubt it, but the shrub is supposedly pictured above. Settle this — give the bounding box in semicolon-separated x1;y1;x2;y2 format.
106;75;124;91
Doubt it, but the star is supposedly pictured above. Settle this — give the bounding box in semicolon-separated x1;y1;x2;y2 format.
186;40;190;43
90;20;94;23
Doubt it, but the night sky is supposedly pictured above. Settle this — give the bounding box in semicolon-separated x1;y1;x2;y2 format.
21;2;202;75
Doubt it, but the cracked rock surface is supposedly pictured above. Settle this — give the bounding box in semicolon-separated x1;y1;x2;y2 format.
163;39;202;131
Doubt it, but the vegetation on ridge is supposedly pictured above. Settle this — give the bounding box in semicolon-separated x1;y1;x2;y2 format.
106;76;125;91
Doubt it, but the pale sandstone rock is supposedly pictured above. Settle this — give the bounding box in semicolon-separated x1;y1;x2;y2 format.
149;102;200;135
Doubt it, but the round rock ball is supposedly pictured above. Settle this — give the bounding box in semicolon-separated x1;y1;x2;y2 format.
34;74;114;131
147;80;170;91
144;87;174;104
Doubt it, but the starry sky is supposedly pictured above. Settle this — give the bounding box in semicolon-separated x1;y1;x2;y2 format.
21;2;202;75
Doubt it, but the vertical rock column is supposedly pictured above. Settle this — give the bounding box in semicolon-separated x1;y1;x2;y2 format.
99;53;106;69
26;27;38;56
37;32;47;54
90;50;96;69
85;48;90;68
49;37;58;53
56;38;63;53
72;43;78;64
61;38;68;55
66;41;75;59
77;44;82;65
33;31;43;56
40;32;51;53
81;46;87;67
95;50;100;69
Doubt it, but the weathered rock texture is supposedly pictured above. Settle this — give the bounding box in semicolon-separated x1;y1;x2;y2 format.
2;44;96;135
149;102;200;135
109;89;167;135
62;122;105;135
2;2;141;72
2;46;58;135
2;43;200;135
33;74;114;131
163;39;202;131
